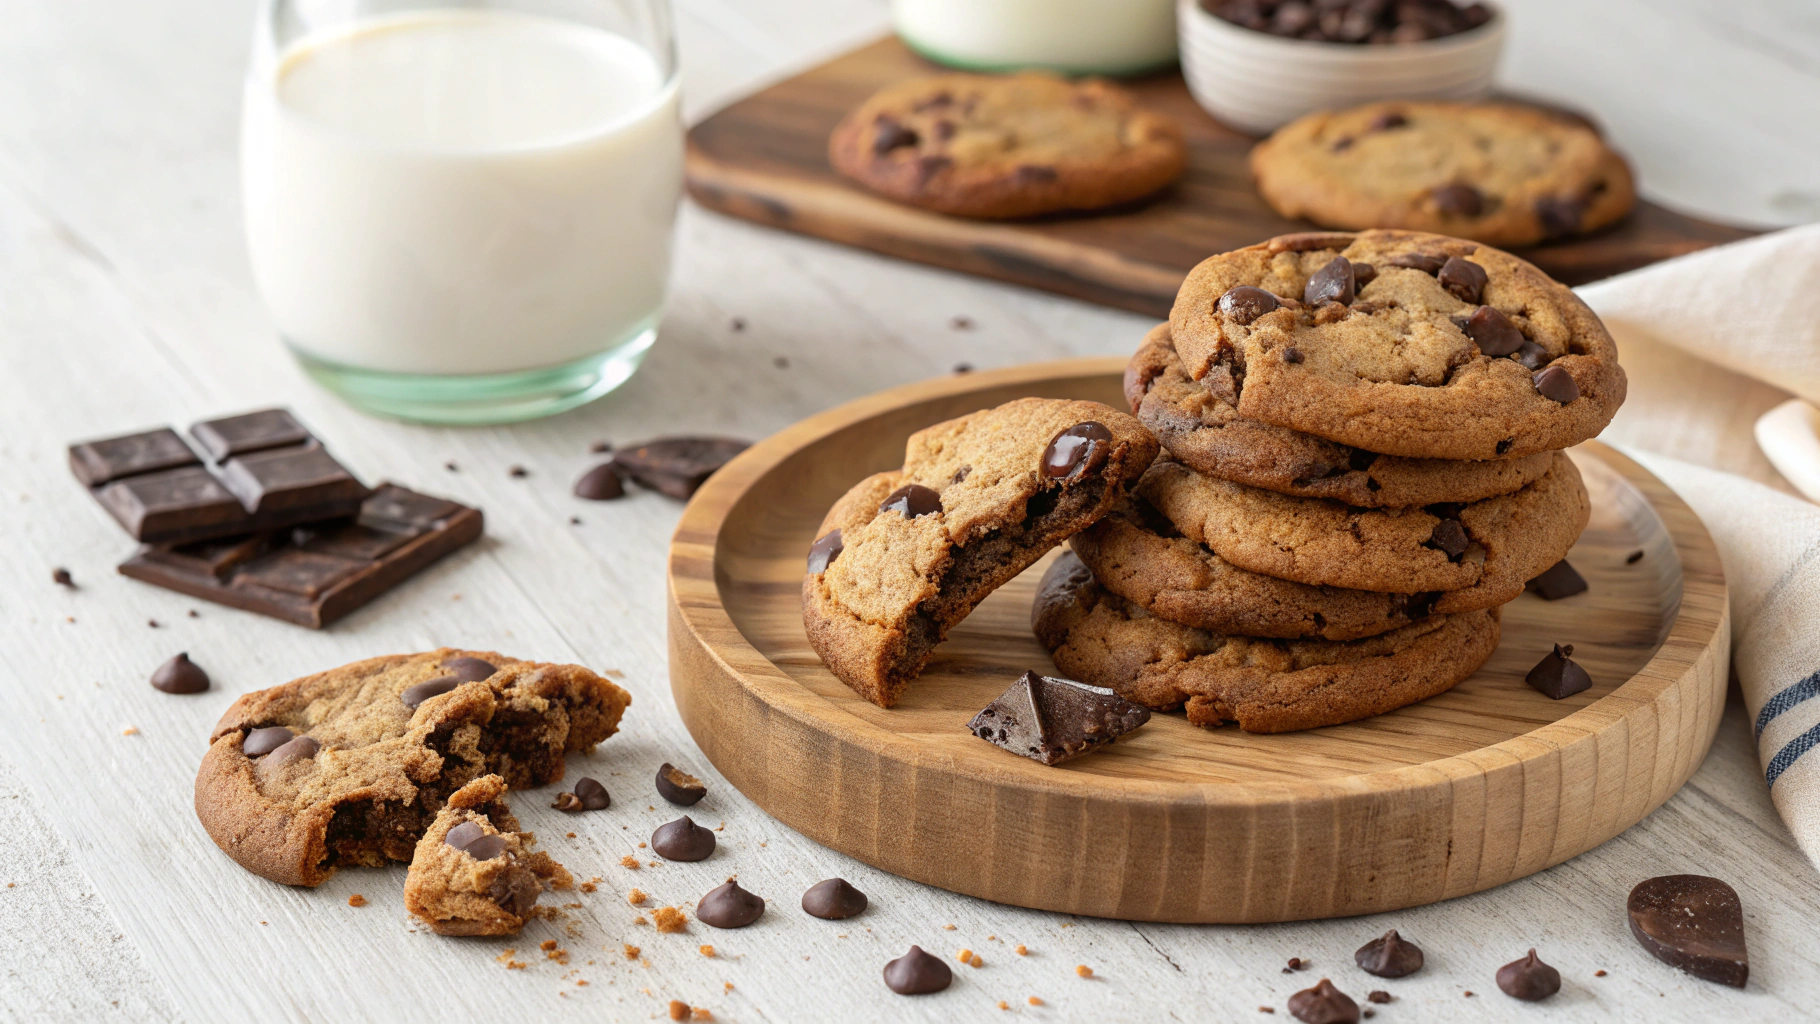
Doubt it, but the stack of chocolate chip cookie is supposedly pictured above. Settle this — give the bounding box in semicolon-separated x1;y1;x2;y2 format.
1035;229;1625;733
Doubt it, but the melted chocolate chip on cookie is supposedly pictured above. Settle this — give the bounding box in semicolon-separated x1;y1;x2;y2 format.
1533;365;1580;404
1437;257;1488;303
806;529;844;573
1304;256;1356;306
1043;422;1114;481
878;484;941;518
1463;306;1525;356
1218;285;1280;324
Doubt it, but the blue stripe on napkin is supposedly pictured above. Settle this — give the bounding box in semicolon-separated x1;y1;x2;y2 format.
1768;722;1820;789
1755;669;1820;740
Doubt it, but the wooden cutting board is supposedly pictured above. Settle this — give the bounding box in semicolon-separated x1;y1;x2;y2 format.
685;37;1757;316
665;359;1729;923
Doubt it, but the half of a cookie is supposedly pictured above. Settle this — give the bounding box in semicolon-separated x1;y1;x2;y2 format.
1139;453;1589;604
195;648;630;886
1127;322;1554;507
803;398;1159;708
1033;553;1500;733
404;774;572;936
1168;230;1627;460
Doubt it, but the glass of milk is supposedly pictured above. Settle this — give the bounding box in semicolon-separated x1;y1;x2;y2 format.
242;0;682;424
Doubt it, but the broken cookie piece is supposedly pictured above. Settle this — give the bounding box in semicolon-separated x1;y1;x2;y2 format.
803;398;1158;708
404;774;572;936
967;670;1150;765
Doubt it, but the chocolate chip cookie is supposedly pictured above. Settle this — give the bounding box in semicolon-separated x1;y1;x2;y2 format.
195;649;630;886
1033;553;1500;732
1070;498;1447;641
1250;102;1635;247
1127;322;1553;505
403;774;572;936
1139;452;1589;603
1169;230;1627;460
803;398;1158;708
828;72;1187;219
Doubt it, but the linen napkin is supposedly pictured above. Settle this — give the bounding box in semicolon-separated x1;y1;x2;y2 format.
1577;223;1820;869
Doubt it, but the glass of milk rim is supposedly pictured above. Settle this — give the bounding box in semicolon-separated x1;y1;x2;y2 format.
242;0;682;424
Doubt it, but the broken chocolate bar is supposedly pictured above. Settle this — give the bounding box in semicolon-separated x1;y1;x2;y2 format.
118;483;481;628
967;670;1150;765
69;409;368;545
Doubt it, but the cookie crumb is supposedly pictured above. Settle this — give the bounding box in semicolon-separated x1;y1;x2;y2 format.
623;943;640;960
347;894;366;907
445;461;458;472
509;465;529;478
1076;964;1092;978
1367;991;1391;1003
998;1001;1009;1010
622;855;641;869
1595;970;1607;977
951;316;974;330
580;882;597;893
629;888;648;906
1260;1010;1275;1015
724;983;734;992
634;915;649;926
668;1001;689;1021
1015;944;1028;956
1464;990;1475;997
547;948;570;964
1028;997;1043;1006
692;1010;712;1022
51;567;74;587
699;944;715;958
943;924;956;931
121;726;138;736
653;906;687;933
541;940;558;951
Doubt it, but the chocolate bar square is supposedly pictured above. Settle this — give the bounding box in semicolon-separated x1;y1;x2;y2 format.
68;428;198;486
191;410;312;461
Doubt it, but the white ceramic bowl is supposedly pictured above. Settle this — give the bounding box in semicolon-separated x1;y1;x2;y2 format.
1177;0;1506;135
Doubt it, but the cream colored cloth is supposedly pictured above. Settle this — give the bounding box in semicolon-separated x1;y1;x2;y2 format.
1578;224;1820;866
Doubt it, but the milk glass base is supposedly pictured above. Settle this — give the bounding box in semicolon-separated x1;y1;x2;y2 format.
291;326;655;425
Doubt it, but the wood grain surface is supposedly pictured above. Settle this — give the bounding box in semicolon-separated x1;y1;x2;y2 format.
685;36;1760;317
667;358;1730;922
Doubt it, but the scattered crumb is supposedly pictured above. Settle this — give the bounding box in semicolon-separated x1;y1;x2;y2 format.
1260;1010;1275;1016
951;316;974;330
147;619;159;628
692;1009;712;1022
639;842;648;848
944;924;956;931
1015;945;1028;956
445;461;459;472
570;517;582;526
634;916;649;926
699;945;715;958
730;317;747;332
51;568;73;587
1028;997;1043;1007
953;362;974;374
623;856;641;869
121;726;138;736
188;609;199;618
509;465;529;478
623;944;640;960
1076;964;1092;978
668;1001;689;1022
547;948;570;964
724;983;733;992
542;940;559;951
998;1001;1009;1011
629;889;648;906
971;953;984;968
580;882;597;894
654;907;687;933
576;979;589;987
1627;550;1645;564
347;894;367;907
649;861;659;868
957;949;973;964
1464;991;1475;998
1595;970;1608;977
1368;991;1391;1004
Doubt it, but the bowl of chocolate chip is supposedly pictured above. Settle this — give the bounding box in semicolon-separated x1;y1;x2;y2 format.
1178;0;1505;134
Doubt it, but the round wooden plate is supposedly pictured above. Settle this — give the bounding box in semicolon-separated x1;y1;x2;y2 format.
667;357;1729;923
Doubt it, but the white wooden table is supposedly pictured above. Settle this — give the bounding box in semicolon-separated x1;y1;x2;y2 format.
3;0;1818;1020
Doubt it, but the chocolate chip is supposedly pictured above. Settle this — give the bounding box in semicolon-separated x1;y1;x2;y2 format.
878;484;941;519
1404;591;1442;620
1626;549;1645;565
401;676;460;709
445;820;486;852
1535;196;1584;238
873;117;918;154
1432;184;1485;217
1351;262;1376;288
1287;978;1359;1023
1366;991;1391;1004
1283;347;1304;364
1436;257;1488;304
150;652;210;694
442;656;496;682
613;437;750;499
243;726;294;758
1042;422;1114;482
1526;643;1592;699
573;776;611;810
52;567;74;587
1304;256;1355;306
1367;111;1408;131
508;465;528;478
651;816;716;861
1512;340;1550;370
1347;449;1379;472
883;945;952;995
1218;285;1280;325
802;878;868;920
1355;929;1424;978
573;463;625;500
1533;365;1580;404
1426;518;1468;559
1015;165;1058;183
1463;306;1524;356
1496;438;1514;454
1627;875;1749;987
1388;253;1447;274
589;440;614;454
463;834;509;861
263;734;320;769
656;763;707;806
806;529;843;573
697;879;766;928
1495;950;1561;1001
490;871;540;917
1526;560;1588;600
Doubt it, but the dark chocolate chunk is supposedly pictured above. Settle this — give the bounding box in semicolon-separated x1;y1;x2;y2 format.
806;529;843;574
1351;262;1376;288
52;567;74;587
1627;875;1748;987
442;656;496;682
1367;111;1408;131
573;463;625;501
1347;449;1380;472
697;879;766;928
1218;285;1280;325
490;870;540;916
243;726;294;757
883;945;952;995
966;670;1150;766
1304;256;1356;306
463;834;509;861
651;816;716;861
1355;929;1424;977
1388;253;1447;274
263;734;320;769
215;445;364;514
1526;643;1592;699
611;437;750;500
1437;257;1488;304
401;676;460;709
878;484;942;519
190;410;312;461
1526;560;1588;600
1512;340;1551;370
1627;549;1645;564
119;484;482;629
150;652;210;694
656;763;707;806
1463;306;1524;357
873;116;918;154
1283;347;1304;364
573;777;611;810
445;820;486;852
1287;978;1359;1023
1535;196;1584;238
1041;422;1114;482
1534;365;1580;404
1495;950;1561;1000
1426;518;1469;559
1432;184;1485;217
802;878;868;920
